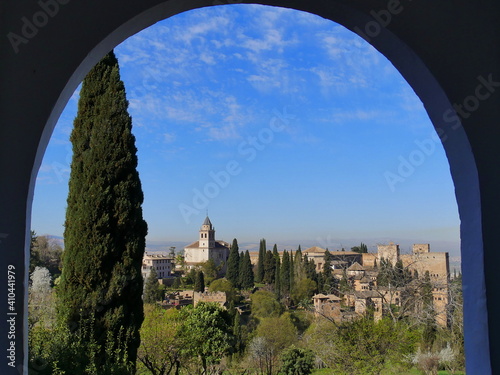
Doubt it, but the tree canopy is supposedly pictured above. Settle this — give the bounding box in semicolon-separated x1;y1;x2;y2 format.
179;303;234;374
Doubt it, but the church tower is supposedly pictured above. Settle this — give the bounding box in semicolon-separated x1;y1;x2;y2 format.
184;215;230;270
199;216;215;249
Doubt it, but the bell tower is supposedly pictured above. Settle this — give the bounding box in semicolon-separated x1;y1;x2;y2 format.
199;216;215;249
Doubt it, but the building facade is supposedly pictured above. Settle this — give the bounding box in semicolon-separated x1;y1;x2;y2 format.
142;252;174;280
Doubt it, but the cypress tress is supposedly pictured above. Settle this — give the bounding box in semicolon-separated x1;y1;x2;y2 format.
272;243;278;257
143;267;160;304
256;238;266;283
239;250;254;289
263;250;276;284
294;246;304;284
275;258;281;299
280;250;291;295
322;249;334;293
226;238;240;287
194;270;205;292
58;51;148;370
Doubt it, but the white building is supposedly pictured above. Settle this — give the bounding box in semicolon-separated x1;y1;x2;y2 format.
184;216;230;270
142;252;174;280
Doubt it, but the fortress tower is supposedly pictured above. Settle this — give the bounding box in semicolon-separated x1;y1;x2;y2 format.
377;242;400;266
413;243;430;254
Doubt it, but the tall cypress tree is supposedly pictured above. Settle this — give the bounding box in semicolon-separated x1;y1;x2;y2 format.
294;246;305;284
226;238;240;288
232;312;243;356
143;266;161;304
238;251;245;287
280;250;291;295
263;250;276;284
274;258;281;299
194;270;205;292
58;51;147;370
239;250;254;289
256;238;266;283
322;250;334;293
272;243;279;257
304;254;317;283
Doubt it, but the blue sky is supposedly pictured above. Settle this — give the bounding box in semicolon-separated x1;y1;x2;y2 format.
31;4;460;256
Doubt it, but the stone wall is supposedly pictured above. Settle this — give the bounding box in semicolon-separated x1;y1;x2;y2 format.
361;253;377;268
402;252;450;281
413;244;430;254
193;291;227;308
377;243;400;266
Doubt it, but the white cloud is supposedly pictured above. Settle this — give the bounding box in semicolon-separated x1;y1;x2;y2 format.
163;132;176;143
175;15;232;45
129;95;165;119
207;123;239;141
199;52;216;65
331;109;397;123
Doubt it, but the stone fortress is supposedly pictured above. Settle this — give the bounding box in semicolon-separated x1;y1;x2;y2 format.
309;242;450;326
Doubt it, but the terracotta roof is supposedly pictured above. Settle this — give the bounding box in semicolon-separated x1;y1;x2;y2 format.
184;240;229;249
312;293;341;301
330;251;362;256
326;294;341;301
355;290;382;299
185;241;200;249
313;293;327;299
304;246;327;254
348;262;364;271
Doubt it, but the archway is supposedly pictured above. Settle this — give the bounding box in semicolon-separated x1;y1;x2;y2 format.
1;1;497;373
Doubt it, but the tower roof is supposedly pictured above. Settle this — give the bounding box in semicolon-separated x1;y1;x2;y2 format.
203;216;212;226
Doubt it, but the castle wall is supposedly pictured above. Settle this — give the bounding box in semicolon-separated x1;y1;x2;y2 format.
406;252;450;281
193;291;227;308
362;253;377;268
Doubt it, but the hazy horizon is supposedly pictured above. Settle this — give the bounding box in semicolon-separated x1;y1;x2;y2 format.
37;231;460;259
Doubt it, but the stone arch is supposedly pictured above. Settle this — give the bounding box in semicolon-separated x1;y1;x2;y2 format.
1;1;498;373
